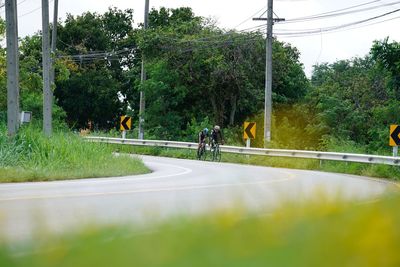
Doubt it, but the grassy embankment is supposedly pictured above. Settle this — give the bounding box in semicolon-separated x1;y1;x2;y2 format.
1;194;399;266
0;125;149;182
112;144;400;181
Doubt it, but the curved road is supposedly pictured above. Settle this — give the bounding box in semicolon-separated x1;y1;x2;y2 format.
0;155;398;242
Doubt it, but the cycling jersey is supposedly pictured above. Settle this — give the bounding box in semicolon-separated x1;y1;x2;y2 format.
198;130;208;143
210;129;223;144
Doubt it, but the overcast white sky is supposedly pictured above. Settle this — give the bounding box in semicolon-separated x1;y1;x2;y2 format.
2;0;400;76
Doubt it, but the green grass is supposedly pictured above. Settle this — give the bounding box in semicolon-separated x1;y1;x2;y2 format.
112;145;400;181
0;125;149;182
1;194;400;267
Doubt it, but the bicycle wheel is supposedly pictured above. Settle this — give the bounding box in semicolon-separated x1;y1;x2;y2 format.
197;145;207;160
199;146;207;160
212;145;221;162
215;145;221;162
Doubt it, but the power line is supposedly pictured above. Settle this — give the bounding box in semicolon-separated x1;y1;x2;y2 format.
233;4;268;29
278;14;400;39
28;0;400;62
282;0;400;24
286;0;381;20
19;0;54;18
61;7;400;59
275;8;400;36
17;0;28;6
58;32;262;63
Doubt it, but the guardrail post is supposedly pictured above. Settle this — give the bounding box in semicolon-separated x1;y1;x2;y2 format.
246;139;251;159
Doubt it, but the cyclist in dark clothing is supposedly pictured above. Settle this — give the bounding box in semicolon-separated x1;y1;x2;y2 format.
198;128;209;152
210;125;224;148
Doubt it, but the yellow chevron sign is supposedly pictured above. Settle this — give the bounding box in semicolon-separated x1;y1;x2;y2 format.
390;125;400;147
244;122;256;139
120;116;132;131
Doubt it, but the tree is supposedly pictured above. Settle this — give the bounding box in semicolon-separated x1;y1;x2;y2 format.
56;68;121;128
307;40;400;152
55;8;138;129
371;38;400;100
137;7;309;139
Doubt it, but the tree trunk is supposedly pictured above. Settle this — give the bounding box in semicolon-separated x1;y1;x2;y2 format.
210;97;218;124
229;95;237;126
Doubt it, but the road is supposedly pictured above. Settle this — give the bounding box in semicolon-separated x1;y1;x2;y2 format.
0;155;397;242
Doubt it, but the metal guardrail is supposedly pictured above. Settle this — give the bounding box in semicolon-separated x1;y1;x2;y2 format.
86;136;400;166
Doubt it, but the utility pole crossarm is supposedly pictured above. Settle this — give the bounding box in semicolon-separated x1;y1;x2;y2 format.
252;18;285;22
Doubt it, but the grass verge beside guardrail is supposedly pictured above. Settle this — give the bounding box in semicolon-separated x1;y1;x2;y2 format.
1;194;399;266
0;126;149;183
112;145;400;181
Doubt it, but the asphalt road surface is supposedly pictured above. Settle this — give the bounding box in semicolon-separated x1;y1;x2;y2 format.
0;155;398;242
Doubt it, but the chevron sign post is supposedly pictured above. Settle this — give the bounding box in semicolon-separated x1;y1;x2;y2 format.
244;122;256;149
120;116;132;139
390;125;400;157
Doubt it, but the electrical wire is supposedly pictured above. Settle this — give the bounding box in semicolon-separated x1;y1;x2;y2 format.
19;0;54;18
281;0;400;24
55;0;400;60
277;14;400;39
275;8;400;36
18;0;29;6
233;4;268;29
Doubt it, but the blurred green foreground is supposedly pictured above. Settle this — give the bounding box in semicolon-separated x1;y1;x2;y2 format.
1;193;400;267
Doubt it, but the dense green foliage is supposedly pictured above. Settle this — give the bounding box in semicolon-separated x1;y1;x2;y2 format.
2;194;400;266
246;38;400;153
0;124;149;182
304;38;400;153
1;6;400;156
138;8;308;140
55;8;138;129
2;8;308;136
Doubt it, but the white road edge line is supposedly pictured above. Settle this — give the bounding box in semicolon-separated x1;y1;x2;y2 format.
0;161;193;188
0;177;295;202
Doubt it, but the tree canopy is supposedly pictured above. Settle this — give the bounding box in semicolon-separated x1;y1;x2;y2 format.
1;6;398;154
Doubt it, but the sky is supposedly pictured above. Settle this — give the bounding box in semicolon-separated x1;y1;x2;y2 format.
2;0;400;76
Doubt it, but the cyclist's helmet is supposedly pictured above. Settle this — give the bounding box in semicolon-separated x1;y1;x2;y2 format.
214;125;220;131
203;128;209;134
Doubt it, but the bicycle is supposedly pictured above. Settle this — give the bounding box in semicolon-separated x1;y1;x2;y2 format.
197;142;207;160
210;141;221;162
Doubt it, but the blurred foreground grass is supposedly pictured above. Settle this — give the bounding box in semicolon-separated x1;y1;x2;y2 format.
1;194;400;267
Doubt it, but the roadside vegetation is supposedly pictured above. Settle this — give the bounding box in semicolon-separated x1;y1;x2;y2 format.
0;6;399;181
0;124;149;182
1;194;399;266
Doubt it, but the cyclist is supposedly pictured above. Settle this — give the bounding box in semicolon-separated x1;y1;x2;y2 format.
197;128;209;157
210;125;224;149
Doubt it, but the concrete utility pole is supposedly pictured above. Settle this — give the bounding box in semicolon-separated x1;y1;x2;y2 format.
138;0;149;140
253;0;284;147
42;0;52;136
5;0;20;136
50;0;58;87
